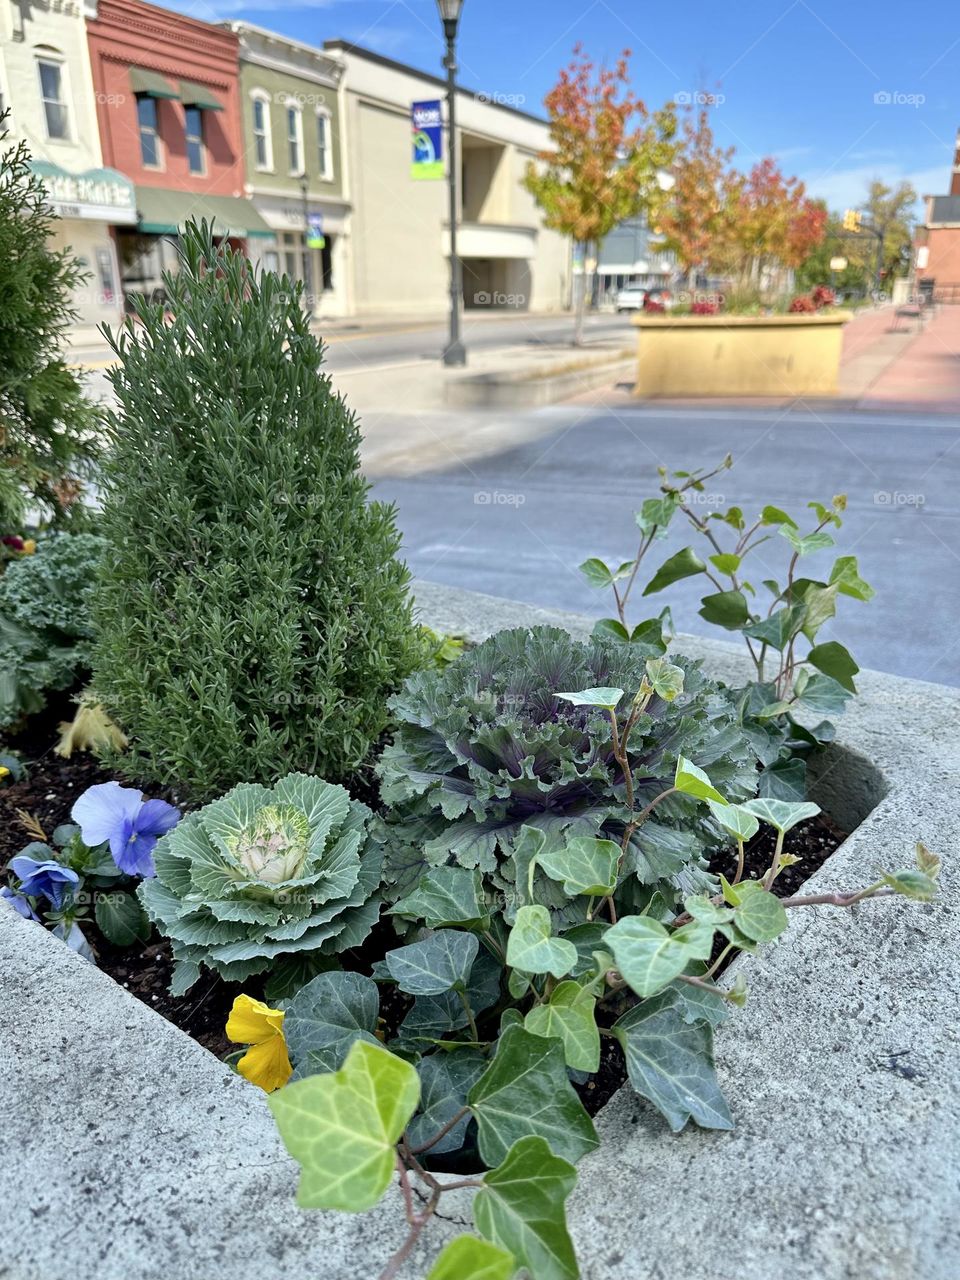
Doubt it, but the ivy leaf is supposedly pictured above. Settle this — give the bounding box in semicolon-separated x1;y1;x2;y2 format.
591;617;630;642
760;504;797;528
555;686;623;710
792;670;850;715
829;555;874;601
524;980;601;1072
740;797;820;835
467;1025;599;1166
673;755;726;803
389;866;490;929
742;605;806;651
779;526;835;556
398;950;503;1044
698;589;749;630
732;883;789;943
605;916;713;998
807;641;859;693
385;930;479;995
473;1136;578;1280
792;580;838;640
757;757;807;802
407;1049;488;1154
284;971;380;1076
536;836;619;897
630;616;668;653
915;842;940;879
708;552;741;575
426;1236;516;1280
665;976;731;1029
705;800;759;843
642;547;706;595
94;892;151;947
644;656;684;701
613;989;733;1132
579;557;634;589
268;1040;419;1211
506;906;577;978
880;869;938;902
636;493;681;535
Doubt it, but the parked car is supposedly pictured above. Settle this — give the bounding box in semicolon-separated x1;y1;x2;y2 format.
616;285;646;312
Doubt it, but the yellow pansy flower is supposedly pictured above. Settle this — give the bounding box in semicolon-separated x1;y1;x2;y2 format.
225;993;292;1093
21;539;36;555
0;766;9;780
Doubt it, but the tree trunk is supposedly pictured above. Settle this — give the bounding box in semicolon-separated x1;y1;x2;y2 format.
572;242;586;346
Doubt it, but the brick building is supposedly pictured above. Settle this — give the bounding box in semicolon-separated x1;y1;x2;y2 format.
915;128;960;298
86;0;270;304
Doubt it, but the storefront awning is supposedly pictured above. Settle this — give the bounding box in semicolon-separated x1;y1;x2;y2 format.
178;80;224;111
30;161;137;224
129;67;180;99
134;187;274;239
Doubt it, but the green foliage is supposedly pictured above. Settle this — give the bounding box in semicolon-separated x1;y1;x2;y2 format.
0;532;105;728
90;221;421;799
140;772;381;993
0;119;102;528
376;625;758;914
580;456;873;800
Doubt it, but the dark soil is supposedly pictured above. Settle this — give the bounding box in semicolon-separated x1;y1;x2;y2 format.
3;701;847;1121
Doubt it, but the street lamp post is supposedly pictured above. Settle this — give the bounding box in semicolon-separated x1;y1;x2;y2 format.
437;0;466;366
300;172;312;310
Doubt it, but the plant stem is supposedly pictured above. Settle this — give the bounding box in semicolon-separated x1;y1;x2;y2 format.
780;884;892;909
763;830;785;890
678;973;730;1000
733;838;745;885
408;1106;471;1156
458;989;479;1043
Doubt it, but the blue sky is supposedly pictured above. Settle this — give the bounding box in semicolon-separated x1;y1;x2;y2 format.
178;0;958;212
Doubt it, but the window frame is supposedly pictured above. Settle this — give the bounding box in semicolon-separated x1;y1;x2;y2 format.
315;107;334;182
135;93;164;170
184;104;205;176
35;49;71;142
250;89;273;172
285;100;303;177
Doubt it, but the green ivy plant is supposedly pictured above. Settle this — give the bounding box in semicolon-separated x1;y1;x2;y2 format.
579;456;873;801
263;668;937;1280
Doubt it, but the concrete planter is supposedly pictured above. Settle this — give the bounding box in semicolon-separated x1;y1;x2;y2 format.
4;580;958;1280
631;310;852;398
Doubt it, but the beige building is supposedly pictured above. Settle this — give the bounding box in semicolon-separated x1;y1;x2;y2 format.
0;0;135;339
324;41;571;316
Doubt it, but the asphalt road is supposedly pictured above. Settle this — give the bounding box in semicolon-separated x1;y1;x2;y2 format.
370;404;960;688
320;312;633;373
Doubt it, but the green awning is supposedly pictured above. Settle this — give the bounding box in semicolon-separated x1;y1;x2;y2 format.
134;187;274;239
129;67;180;99
179;80;224;111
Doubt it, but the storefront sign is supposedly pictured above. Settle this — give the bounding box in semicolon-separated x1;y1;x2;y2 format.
38;169;137;224
411;100;443;180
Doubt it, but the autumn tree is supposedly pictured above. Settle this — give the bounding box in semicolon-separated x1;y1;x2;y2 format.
656;105;734;288
860;180;916;281
720;159;826;288
524;46;678;344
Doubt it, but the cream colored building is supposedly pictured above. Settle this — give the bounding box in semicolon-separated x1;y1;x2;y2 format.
324;41;571;316
0;0;135;339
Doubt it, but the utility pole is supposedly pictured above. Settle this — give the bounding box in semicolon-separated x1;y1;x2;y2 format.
437;1;466;367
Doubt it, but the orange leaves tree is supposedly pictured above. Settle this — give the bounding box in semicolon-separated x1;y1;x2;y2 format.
720;158;826;286
524;46;678;343
656;107;734;286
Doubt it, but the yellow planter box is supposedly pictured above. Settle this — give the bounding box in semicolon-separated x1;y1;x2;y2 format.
631;311;852;398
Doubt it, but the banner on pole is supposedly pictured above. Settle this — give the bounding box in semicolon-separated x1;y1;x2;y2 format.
306;213;325;248
411;100;443;180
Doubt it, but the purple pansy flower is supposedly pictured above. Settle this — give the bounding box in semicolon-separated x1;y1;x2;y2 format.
71;782;180;878
8;856;80;909
1;885;40;920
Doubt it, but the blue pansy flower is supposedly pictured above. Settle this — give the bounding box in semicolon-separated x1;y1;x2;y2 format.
8;855;80;909
0;885;40;920
71;782;180;878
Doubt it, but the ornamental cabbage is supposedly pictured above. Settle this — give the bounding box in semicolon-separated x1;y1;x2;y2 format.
140;773;381;995
376;626;758;913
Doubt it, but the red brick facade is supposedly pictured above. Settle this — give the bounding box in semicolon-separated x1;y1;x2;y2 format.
87;0;245;197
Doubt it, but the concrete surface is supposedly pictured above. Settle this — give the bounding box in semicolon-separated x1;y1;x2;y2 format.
373;403;960;687
2;580;957;1280
445;348;633;409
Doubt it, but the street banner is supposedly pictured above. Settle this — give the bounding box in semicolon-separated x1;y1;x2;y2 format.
411;100;443;180
306;213;325;249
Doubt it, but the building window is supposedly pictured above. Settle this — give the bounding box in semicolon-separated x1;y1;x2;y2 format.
136;95;162;169
286;104;302;175
251;94;272;170
316;110;333;181
37;55;69;140
185;105;205;175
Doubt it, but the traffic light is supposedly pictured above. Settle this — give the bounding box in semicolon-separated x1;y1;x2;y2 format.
842;209;862;233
